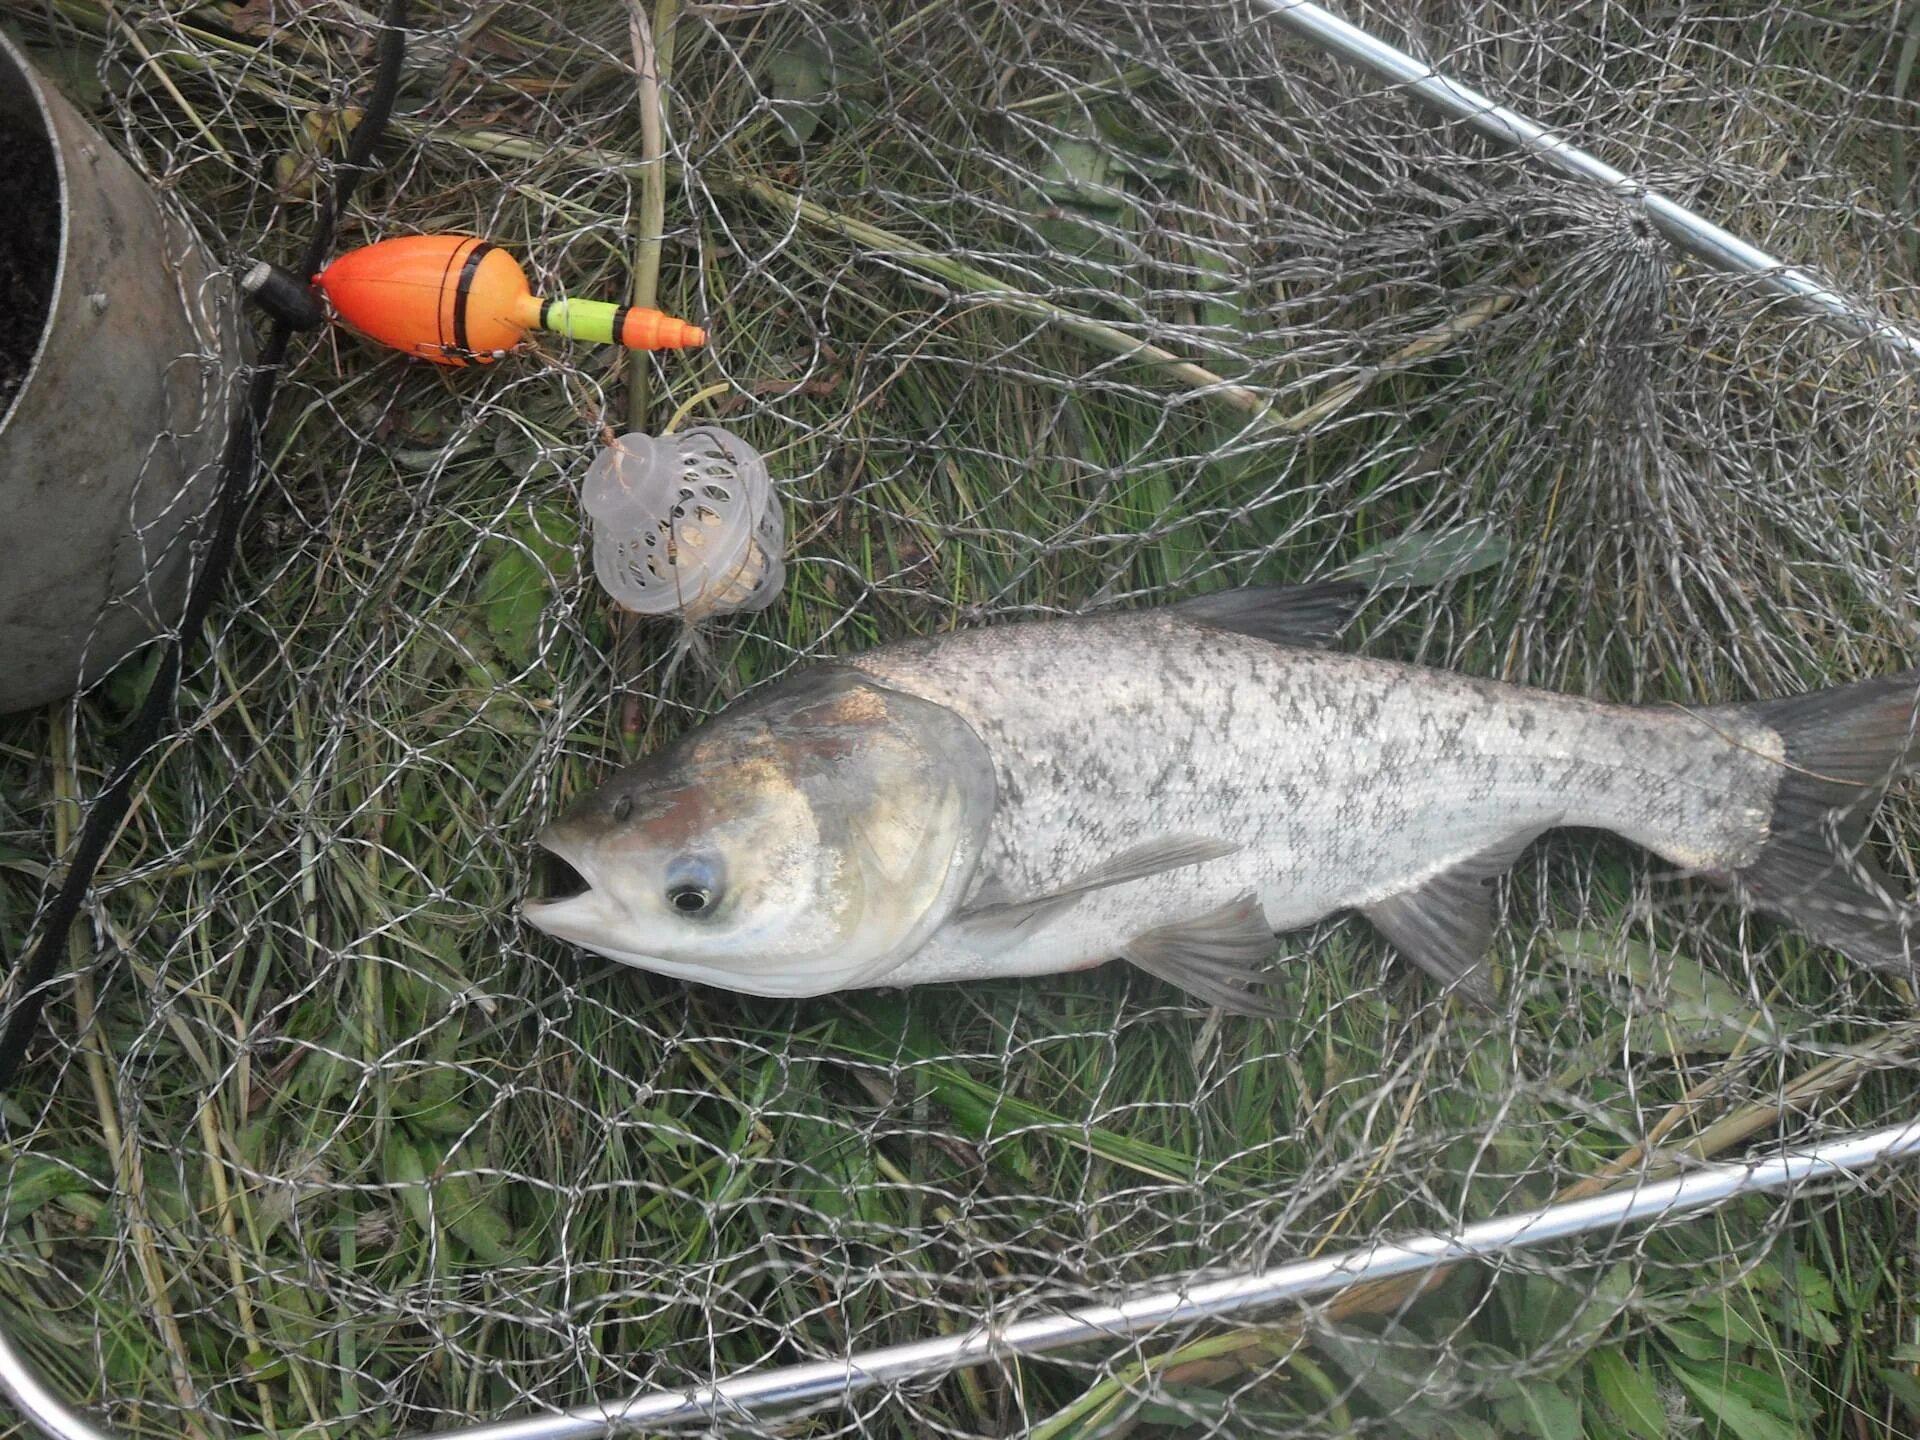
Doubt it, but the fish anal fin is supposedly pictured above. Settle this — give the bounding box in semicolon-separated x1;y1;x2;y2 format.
1170;582;1370;649
1362;823;1555;1008
1122;891;1280;1016
953;834;1240;943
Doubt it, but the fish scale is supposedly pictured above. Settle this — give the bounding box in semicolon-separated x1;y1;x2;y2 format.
523;584;1917;1008
851;612;1783;989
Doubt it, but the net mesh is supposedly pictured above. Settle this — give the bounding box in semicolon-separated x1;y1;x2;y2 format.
2;1;1918;1435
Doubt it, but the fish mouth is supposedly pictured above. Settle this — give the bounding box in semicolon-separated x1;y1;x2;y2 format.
521;825;606;932
531;845;591;905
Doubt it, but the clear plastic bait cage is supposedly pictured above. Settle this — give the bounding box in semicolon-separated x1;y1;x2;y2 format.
581;426;786;623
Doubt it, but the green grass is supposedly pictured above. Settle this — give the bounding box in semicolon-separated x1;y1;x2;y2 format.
3;1;1920;1437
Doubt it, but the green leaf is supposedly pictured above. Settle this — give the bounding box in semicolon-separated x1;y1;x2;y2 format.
262;1277;327;1361
1654;1320;1723;1362
0;841;45;875
242;1348;289;1384
1031;112;1130;265
1036;124;1114;206
1492;1377;1583;1440
101;1325;156;1389
1671;1362;1802;1440
103;643;167;717
1878;1366;1920;1418
1590;1347;1667;1440
760;20;878;144
383;1129;433;1235
765;41;831;145
1313;1331;1453;1438
1089;100;1183;180
1337;523;1511;589
440;1169;522;1266
1501;1265;1633;1363
1;1157;99;1229
1187;239;1245;334
19;43;115;108
828;1017;1196;1185
478;506;576;665
1772;1262;1841;1346
1696;1294;1770;1347
1787;1261;1837;1315
479;545;548;662
1550;930;1789;1055
1566;1264;1637;1348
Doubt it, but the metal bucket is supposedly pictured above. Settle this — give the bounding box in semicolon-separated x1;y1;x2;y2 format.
0;30;248;714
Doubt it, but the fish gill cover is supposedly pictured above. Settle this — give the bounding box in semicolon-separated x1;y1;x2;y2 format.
0;2;1916;1437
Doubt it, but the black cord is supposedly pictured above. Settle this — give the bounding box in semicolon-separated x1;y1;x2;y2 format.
0;0;412;1092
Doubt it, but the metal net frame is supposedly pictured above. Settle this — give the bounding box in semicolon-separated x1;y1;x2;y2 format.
1;1;1918;1436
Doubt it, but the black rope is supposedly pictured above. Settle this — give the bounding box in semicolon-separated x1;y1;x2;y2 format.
0;0;412;1092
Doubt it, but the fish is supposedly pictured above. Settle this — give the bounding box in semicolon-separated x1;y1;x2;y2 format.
521;583;1918;1011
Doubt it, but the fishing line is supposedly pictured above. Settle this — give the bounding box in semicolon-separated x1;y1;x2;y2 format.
0;0;413;1092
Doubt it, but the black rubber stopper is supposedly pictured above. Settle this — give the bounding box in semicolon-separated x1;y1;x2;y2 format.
240;259;326;330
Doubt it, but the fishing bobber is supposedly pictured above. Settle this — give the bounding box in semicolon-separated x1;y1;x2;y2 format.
581;427;785;623
314;234;705;366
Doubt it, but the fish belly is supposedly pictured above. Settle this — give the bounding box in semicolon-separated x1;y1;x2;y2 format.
857;615;1783;985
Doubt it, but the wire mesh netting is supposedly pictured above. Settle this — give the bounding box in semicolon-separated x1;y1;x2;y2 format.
2;0;1919;1435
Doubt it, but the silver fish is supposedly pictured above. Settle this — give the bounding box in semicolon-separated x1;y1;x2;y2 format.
522;584;1918;1009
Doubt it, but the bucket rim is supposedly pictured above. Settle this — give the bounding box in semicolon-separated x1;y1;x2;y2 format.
0;28;72;439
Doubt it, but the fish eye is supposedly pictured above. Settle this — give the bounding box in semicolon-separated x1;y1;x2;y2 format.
664;856;723;919
612;794;633;822
667;884;713;915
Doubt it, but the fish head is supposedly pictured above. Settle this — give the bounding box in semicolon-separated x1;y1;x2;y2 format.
522;667;996;997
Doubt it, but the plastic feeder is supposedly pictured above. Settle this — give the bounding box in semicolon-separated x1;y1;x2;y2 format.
581;427;785;623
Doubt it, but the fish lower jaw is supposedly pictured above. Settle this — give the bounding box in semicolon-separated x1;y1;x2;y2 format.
518;897;682;975
518;890;616;942
575;943;877;1001
519;900;878;999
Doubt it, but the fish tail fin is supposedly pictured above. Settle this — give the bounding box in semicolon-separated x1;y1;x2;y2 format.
1709;670;1919;976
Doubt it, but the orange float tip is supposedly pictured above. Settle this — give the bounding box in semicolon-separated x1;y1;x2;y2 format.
620;309;706;351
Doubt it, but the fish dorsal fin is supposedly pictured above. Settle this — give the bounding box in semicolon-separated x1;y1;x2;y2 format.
1169;581;1370;649
1362;822;1557;1008
953;835;1240;943
1122;891;1280;1016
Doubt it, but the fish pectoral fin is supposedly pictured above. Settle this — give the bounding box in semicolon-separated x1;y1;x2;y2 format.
947;891;1080;947
1121;891;1280;1016
1362;822;1557;1008
951;834;1241;944
1057;834;1242;894
1170;581;1370;649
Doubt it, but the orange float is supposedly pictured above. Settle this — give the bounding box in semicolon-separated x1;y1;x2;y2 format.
314;234;705;366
